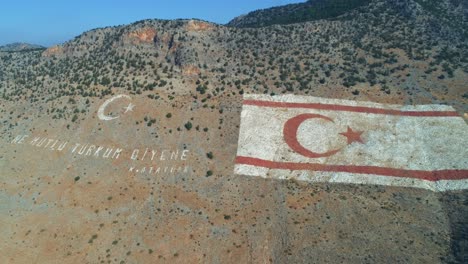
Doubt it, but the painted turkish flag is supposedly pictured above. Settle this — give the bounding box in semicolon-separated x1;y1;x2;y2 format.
235;94;468;192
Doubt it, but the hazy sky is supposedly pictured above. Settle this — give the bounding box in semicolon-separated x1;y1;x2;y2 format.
0;0;305;47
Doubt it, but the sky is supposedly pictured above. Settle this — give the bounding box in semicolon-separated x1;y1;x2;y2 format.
0;0;305;47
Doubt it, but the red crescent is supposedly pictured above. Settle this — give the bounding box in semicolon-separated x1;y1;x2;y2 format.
283;113;341;158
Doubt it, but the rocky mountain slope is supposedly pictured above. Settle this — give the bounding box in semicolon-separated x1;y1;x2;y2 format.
0;0;467;263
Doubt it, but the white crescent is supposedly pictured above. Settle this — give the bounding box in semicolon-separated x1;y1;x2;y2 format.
97;94;132;121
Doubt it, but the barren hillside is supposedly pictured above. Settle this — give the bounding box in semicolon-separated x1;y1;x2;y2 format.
0;0;467;263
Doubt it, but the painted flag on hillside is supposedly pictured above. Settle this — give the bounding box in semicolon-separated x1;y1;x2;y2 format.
235;94;468;192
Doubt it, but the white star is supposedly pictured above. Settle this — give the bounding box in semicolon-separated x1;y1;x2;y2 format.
123;103;135;113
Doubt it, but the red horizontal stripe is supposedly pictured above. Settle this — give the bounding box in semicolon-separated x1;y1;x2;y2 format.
243;100;460;117
236;156;468;182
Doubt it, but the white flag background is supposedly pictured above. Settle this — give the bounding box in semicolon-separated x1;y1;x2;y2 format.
235;94;468;192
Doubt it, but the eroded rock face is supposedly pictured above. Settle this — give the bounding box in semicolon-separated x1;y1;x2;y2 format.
125;27;157;44
42;45;64;57
186;20;215;32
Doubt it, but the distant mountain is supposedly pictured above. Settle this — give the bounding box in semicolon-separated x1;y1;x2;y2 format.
0;42;45;52
227;0;372;28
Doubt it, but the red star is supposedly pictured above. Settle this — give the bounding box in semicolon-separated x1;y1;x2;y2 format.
339;126;364;145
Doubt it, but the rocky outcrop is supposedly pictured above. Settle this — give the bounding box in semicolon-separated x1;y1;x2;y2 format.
124;27;157;44
42;45;64;57
186;20;215;31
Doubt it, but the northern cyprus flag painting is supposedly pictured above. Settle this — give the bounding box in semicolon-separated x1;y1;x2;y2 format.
235;94;468;192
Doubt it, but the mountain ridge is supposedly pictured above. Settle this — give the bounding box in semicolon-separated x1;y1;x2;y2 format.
0;42;45;52
227;0;372;28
